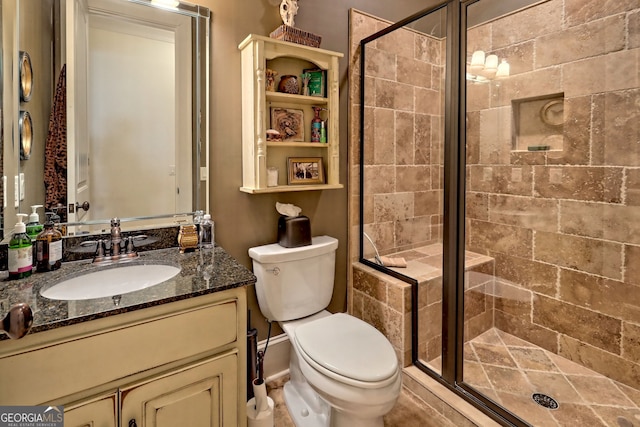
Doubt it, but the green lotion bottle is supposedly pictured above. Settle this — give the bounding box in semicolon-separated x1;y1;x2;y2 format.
8;214;33;280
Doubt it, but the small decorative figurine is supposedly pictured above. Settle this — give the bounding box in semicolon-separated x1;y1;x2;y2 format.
266;69;278;92
278;75;299;94
279;0;299;27
300;72;311;96
266;129;283;141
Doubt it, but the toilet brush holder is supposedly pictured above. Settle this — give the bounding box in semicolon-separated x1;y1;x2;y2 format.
247;379;274;427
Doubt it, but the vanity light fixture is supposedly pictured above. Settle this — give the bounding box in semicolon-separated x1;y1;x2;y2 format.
467;50;509;83
150;0;179;10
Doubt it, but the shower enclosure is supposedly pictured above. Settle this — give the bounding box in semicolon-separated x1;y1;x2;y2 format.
351;0;640;425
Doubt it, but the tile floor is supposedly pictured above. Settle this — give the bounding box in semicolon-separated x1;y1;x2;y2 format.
268;329;640;427
266;376;451;427
266;328;640;426
426;328;640;426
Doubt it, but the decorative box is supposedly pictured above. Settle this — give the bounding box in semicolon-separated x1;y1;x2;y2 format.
270;25;321;48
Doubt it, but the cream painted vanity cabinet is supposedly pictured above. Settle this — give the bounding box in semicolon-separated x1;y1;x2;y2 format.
0;287;247;427
239;34;343;193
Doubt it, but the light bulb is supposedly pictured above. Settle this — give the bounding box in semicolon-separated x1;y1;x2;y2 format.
484;54;498;71
496;59;510;78
470;50;485;72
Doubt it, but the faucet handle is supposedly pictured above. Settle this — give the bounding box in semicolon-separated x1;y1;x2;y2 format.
125;236;135;254
95;239;107;257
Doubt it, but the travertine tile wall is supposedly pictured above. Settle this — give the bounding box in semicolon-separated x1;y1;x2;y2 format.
348;9;447;368
349;0;640;392
350;11;445;261
466;0;640;389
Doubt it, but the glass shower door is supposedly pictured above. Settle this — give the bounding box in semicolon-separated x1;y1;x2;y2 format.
358;5;448;376
462;1;640;426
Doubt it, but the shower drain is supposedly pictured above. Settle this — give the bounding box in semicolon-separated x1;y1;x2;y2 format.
531;393;559;410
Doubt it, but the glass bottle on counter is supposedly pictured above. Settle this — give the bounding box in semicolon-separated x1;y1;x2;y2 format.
199;214;214;250
35;213;63;272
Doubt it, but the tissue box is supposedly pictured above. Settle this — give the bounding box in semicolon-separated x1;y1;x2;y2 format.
278;215;311;248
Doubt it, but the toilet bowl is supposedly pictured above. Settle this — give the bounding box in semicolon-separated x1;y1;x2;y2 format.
248;236;402;427
282;312;401;427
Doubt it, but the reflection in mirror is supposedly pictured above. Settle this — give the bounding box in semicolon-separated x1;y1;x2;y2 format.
0;2;3;238
2;0;210;239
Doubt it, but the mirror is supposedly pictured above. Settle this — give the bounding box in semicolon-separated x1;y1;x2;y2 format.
1;0;210;238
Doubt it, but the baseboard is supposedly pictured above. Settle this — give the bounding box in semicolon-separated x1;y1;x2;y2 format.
258;333;290;382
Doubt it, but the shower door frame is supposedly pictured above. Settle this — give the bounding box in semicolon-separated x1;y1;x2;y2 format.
358;1;530;425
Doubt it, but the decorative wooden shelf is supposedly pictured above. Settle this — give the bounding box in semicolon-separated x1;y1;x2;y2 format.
266;92;329;105
239;34;343;193
240;183;344;194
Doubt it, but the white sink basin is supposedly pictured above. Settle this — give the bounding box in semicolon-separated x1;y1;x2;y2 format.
41;264;181;301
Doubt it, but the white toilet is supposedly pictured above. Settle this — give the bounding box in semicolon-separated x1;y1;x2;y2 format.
249;236;401;427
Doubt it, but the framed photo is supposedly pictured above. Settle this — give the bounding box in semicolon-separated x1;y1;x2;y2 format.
271;108;304;141
303;68;325;97
288;157;325;185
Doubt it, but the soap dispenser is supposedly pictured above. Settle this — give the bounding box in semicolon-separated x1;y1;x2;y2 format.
8;214;33;280
35;213;63;272
26;205;44;239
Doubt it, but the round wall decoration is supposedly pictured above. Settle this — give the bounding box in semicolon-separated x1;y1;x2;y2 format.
19;110;33;160
540;99;564;127
19;51;34;102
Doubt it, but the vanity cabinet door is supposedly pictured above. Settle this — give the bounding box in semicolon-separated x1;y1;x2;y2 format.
120;351;238;427
64;393;118;427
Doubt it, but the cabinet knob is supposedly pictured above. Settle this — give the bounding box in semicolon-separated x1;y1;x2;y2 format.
129;420;137;427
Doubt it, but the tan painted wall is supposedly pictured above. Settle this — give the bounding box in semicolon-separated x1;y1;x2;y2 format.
201;0;434;339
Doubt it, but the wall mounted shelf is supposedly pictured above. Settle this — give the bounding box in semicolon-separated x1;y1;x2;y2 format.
238;34;343;194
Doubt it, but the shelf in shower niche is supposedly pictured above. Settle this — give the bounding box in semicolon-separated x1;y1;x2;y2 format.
512;148;561;153
512;94;565;152
527;145;550;151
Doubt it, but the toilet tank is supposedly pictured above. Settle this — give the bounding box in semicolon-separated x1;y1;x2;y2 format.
248;236;338;321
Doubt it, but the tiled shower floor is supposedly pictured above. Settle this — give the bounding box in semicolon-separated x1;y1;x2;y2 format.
426;328;640;426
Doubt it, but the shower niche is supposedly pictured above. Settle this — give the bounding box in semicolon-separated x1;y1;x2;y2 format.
512;93;565;152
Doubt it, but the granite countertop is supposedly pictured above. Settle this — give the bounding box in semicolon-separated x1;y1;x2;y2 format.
0;245;256;340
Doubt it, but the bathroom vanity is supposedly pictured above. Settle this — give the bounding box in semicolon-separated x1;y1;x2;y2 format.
0;245;255;427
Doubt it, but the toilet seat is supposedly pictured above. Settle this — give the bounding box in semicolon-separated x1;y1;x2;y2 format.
294;313;399;389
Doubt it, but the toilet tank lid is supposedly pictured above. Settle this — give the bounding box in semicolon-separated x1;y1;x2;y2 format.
249;235;338;263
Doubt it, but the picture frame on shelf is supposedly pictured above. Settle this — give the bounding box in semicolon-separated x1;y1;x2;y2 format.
271;107;304;141
303;68;325;97
288;157;325;185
